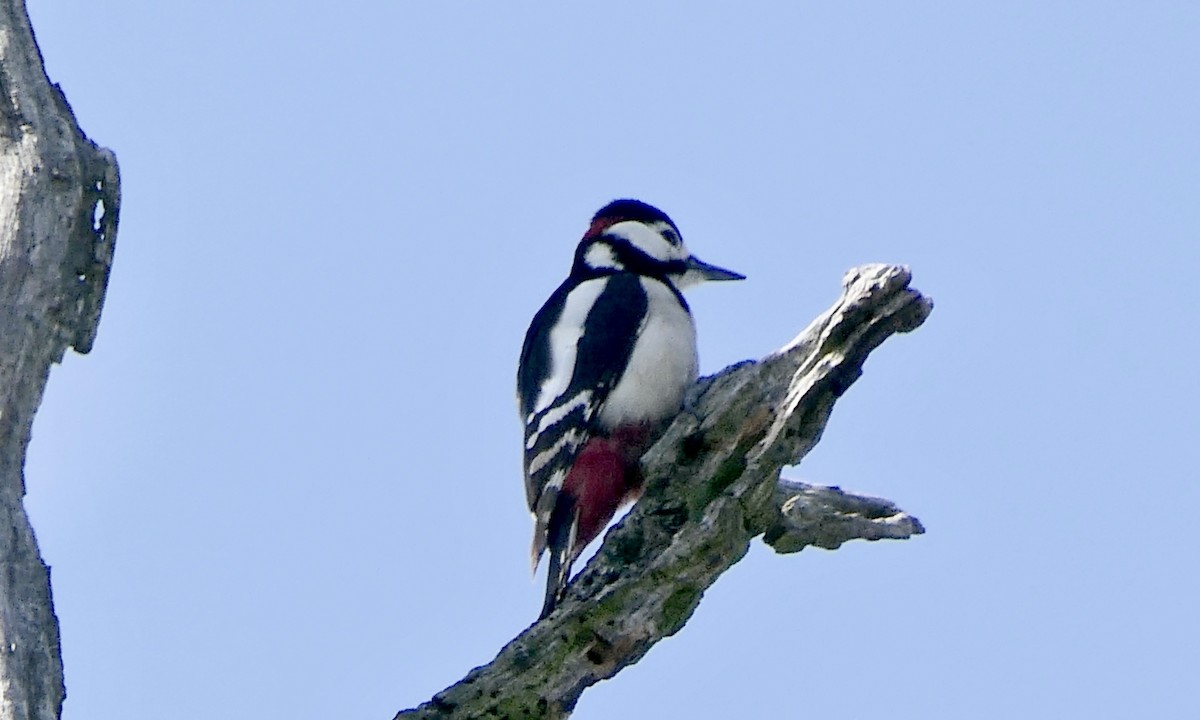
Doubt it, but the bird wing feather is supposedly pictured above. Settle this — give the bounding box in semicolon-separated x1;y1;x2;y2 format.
517;274;648;569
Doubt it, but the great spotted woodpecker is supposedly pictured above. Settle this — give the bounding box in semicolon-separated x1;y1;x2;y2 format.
518;199;743;619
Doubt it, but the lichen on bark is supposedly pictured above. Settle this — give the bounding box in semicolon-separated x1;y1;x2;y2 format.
397;264;932;719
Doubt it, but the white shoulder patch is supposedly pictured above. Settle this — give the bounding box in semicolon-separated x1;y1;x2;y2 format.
531;278;609;415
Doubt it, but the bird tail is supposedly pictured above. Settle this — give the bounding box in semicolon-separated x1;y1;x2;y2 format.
529;484;560;575
538;497;578;620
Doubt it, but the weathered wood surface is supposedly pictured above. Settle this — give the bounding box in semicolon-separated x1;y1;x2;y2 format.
0;2;120;718
397;263;931;719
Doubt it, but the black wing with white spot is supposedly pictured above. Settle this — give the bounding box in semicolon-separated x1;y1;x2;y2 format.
517;273;648;564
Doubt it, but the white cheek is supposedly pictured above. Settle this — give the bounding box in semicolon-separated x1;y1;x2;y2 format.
606;221;677;263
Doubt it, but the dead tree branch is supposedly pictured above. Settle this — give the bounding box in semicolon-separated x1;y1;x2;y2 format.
0;2;120;719
397;263;933;719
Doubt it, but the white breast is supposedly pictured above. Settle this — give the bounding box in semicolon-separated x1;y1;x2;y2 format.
598;277;698;429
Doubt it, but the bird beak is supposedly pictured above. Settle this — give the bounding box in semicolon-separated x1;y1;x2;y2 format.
685;256;745;282
672;256;745;290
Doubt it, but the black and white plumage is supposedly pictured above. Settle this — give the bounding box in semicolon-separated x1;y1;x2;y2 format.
517;199;743;618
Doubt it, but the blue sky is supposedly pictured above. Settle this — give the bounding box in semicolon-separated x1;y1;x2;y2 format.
24;3;1198;718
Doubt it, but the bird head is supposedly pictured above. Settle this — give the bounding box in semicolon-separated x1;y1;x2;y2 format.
572;199;745;288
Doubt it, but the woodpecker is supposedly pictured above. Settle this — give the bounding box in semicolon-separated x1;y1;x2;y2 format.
517;199;743;619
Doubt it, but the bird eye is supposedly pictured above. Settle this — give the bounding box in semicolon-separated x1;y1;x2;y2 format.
662;228;681;246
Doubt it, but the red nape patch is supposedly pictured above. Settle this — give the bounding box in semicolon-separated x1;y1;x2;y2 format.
562;436;640;551
583;215;624;239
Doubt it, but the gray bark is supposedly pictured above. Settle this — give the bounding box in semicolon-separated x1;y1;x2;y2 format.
397;264;932;719
0;2;120;719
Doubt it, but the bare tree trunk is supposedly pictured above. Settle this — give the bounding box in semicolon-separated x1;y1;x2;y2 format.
0;2;120;718
397;264;932;719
